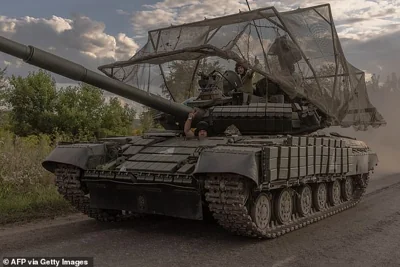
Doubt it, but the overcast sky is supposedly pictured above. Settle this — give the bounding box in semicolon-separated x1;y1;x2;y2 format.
0;0;399;86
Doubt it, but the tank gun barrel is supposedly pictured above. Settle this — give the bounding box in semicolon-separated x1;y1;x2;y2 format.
0;36;193;118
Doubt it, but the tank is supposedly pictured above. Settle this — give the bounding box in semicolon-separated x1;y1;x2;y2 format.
0;3;387;238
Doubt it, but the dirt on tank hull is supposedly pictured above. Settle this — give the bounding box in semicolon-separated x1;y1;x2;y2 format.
43;132;377;238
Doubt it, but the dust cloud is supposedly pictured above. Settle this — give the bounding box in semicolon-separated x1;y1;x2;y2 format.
330;90;400;176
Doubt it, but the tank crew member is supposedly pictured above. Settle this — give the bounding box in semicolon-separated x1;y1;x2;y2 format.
235;57;260;104
268;35;302;75
184;110;208;140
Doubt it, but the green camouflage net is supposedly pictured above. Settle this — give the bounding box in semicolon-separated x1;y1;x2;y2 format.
98;4;386;129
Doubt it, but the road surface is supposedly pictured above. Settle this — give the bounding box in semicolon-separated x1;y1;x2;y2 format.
1;172;400;267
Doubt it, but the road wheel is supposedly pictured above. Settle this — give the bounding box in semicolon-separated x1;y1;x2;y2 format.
250;193;272;230
313;182;327;211
328;180;341;206
296;185;312;216
275;188;293;224
342;177;354;201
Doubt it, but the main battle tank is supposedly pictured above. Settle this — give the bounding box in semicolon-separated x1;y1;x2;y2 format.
0;4;386;238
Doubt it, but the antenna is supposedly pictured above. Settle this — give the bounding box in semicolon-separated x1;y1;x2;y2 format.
245;0;252;10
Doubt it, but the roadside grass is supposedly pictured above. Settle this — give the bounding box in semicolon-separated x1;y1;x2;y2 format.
0;184;75;225
0;130;76;225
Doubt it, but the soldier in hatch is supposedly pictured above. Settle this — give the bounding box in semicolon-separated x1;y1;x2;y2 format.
235;57;260;104
184;109;208;140
235;63;255;94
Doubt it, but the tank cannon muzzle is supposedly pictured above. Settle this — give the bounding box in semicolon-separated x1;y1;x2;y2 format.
0;36;193;118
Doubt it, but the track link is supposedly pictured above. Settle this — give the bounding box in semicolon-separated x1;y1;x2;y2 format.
204;174;369;238
54;164;137;222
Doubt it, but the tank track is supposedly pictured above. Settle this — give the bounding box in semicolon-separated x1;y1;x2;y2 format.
54;164;138;222
204;146;371;239
204;173;369;238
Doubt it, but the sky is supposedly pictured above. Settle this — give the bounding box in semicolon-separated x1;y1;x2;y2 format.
0;0;399;92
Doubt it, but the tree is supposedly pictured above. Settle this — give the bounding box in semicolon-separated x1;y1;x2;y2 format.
97;97;136;137
54;83;105;137
2;70;136;139
6;70;58;136
52;83;136;138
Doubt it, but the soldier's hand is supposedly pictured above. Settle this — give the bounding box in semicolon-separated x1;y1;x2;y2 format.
188;109;197;119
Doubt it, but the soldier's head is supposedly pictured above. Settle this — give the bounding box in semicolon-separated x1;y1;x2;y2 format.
195;121;209;139
235;62;246;75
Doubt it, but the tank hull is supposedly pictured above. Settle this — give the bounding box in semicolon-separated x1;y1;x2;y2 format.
44;133;377;238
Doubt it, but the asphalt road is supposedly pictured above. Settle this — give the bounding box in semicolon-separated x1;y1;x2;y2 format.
1;172;400;267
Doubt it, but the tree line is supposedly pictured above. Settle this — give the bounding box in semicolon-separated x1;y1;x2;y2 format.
0;67;155;140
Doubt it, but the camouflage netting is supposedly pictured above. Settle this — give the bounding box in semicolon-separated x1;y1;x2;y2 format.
98;4;386;129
